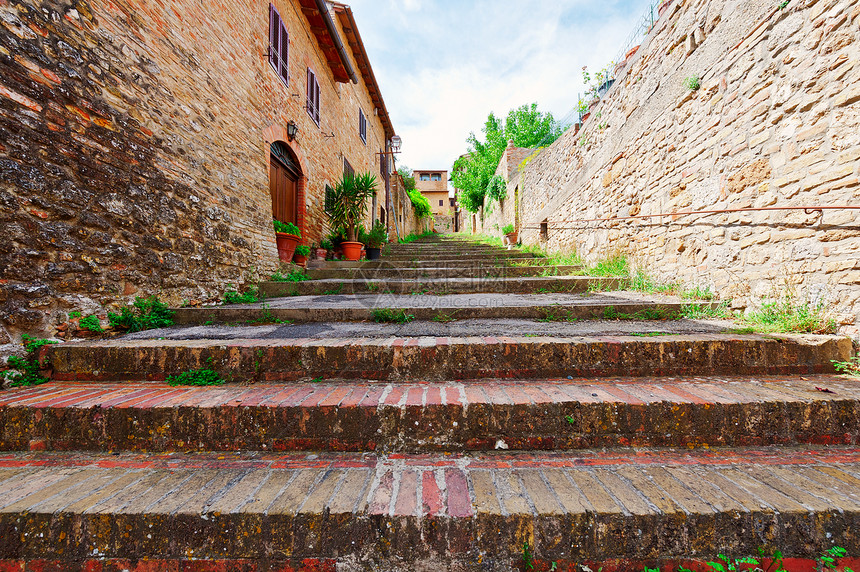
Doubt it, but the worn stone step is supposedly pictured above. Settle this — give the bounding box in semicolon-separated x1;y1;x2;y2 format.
47;329;849;382
314;257;556;269
172;292;708;325
0;447;858;566
305;265;582;280
4;375;860;453
259;275;619;297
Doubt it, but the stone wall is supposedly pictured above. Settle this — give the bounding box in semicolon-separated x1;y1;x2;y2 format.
519;0;860;338
476;143;536;237
0;0;391;345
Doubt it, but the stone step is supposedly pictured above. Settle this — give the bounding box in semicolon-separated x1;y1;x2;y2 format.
379;252;535;262
172;293;707;325
259;275;619;297
0;447;859;566
314;257;555;268
47;329;849;383
305;265;582;280
4;375;859;453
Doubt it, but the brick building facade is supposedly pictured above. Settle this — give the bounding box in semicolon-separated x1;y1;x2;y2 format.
414;169;458;232
0;0;397;343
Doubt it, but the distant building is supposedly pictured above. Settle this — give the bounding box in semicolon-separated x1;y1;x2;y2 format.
414;169;460;232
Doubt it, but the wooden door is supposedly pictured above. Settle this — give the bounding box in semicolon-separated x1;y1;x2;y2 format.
270;156;298;225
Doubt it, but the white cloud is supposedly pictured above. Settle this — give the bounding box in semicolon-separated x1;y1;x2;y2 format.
346;0;651;180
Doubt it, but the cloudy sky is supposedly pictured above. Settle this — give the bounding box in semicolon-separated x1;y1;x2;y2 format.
346;0;654;181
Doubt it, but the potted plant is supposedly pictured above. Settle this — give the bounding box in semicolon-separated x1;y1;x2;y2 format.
325;173;377;261
273;220;301;262
502;223;518;246
364;220;387;260
316;240;331;260
327;229;345;260
293;244;310;267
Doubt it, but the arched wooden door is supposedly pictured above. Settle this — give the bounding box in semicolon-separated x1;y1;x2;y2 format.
269;141;301;226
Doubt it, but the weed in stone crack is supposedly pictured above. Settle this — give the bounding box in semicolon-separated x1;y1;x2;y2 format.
432;311;459;323
371;308;415;323
537;307;577;322
820;546;853;571
166;368;225;387
0;335;58;388
76;314;103;332
587;254;629;277
270;270;308;282
522;542;535;570
223;285;260;305
833;355;860;378
323;285;344;295
248;306;293;326
683;75;701;91
728;326;756;335
631;332;676;337
366;282;380;292
108;296;174;332
564;415;575;425
310;377;323;383
681;302;732;319
681;286;715;301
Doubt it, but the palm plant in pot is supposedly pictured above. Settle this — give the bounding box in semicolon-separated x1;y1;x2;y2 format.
361;220;387;260
273;220;301;262
325;173;377;261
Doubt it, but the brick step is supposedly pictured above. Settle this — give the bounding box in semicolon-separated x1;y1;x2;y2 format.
4;376;860;453
259;275;619;297
173;293;705;325
0;447;859;564
47;330;849;382
305;264;582;280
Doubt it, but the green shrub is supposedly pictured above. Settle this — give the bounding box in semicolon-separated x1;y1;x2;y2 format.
108;296;175;332
166;368;225;386
223;286;260;305
78;314;103;333
407;188;432;219
273;220;301;235
294;244;310;257
1;335;58;387
502;223;515;235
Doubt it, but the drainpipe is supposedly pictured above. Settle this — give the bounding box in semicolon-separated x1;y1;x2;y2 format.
314;0;359;84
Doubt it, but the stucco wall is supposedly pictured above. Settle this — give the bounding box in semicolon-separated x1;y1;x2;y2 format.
519;0;860;338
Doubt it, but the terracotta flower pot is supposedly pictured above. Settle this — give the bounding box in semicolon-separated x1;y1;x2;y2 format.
275;232;300;262
293;254;308;267
315;248;328;260
504;231;518;246
341;241;364;261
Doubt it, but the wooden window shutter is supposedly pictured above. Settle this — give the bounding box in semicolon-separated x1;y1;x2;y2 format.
269;4;278;70
279;23;289;85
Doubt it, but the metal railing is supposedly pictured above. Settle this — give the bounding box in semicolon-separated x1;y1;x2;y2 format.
522;205;860;229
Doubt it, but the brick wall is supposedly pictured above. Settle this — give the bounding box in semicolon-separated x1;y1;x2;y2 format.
519;0;860;338
0;0;391;344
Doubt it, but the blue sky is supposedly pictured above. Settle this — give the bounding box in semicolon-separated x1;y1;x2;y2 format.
346;0;654;182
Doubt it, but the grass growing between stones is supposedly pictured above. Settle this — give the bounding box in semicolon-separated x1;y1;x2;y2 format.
833;355;860;378
537;307;578;322
398;231;435;244
223;286;260;305
371;308;415;323
738;296;836;334
166;368;226;386
0;335;58;388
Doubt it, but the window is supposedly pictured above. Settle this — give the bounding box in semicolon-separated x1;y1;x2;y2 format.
431;173;441;181
420;174;430;181
343;158;354;179
324;184;335;214
268;5;289;87
359;109;367;144
439;200;444;206
306;68;320;125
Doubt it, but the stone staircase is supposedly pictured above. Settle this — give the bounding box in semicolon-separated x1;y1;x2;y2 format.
1;235;859;570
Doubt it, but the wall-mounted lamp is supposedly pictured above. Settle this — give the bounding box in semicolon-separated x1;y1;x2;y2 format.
378;135;402;157
286;120;298;142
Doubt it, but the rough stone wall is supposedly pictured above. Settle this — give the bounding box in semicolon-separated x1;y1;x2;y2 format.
519;0;860;338
477;144;536;236
0;0;389;344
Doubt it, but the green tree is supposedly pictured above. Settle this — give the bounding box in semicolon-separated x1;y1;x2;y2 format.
397;166;416;192
451;103;565;213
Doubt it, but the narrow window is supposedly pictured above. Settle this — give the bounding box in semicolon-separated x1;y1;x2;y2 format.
268;5;289;86
306;68;320;125
324;184;335;214
439;199;444;206
343;158;354;179
359;109;367;144
540;219;549;240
